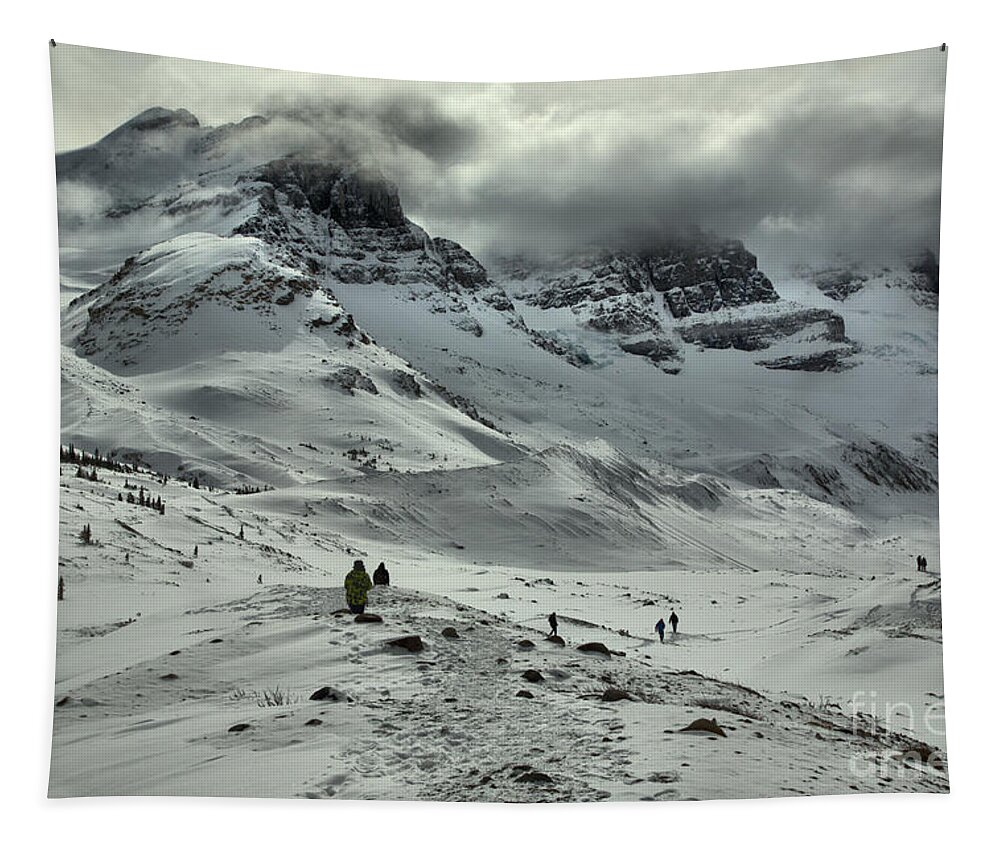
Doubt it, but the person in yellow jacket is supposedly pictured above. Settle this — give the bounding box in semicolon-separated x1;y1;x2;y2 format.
345;559;373;614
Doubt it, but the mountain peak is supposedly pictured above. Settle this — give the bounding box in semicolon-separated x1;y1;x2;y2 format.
120;107;201;133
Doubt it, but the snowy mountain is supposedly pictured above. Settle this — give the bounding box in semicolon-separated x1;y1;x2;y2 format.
52;108;945;799
796;249;939;308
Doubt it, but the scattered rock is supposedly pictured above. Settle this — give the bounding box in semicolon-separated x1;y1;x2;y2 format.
228;723;251;733
680;718;727;737
324;366;379;395
441;627;460;639
391;370;422;397
578;642;612;657
544;635;566;646
497;592;510;600
522;670;545;684
601;688;630;702
648;771;681;784
516;639;536;650
169;650;181;656
304;718;323;727
354;613;383;623
160;673;179;681
386;635;424;652
209;638;224;644
55;696;74;707
516;690;535;699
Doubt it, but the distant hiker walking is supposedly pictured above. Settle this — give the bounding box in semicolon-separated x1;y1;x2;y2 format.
669;609;679;635
373;562;390;586
257;573;262;584
655;618;666;642
916;555;927;573
345;559;373;614
548;612;559;637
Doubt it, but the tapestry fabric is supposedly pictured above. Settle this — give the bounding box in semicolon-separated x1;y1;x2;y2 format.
49;43;947;801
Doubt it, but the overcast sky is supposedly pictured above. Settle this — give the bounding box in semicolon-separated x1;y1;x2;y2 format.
50;44;946;266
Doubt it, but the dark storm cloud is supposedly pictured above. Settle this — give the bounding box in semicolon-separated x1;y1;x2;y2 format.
254;91;481;166
51;44;946;267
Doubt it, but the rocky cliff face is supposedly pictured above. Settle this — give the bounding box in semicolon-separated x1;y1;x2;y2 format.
232;159;519;333
498;238;849;373
649;240;780;318
510;237;779;320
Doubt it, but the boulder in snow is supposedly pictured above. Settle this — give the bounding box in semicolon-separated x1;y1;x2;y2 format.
577;642;612;657
680;717;727;737
387;635;424;652
309;686;351;702
600;687;630;702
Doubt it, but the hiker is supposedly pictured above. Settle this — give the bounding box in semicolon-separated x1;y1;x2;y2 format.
548;612;559;637
373;562;390;586
655;618;666;642
257;573;262;584
669;609;679;635
345;559;373;614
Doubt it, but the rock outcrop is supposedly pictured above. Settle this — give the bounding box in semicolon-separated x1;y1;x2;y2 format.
678;308;845;352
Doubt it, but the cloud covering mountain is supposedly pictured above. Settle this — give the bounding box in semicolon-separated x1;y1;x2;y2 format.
52;45;946;272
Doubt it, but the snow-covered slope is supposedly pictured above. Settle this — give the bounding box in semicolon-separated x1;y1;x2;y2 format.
52;108;945;799
51;466;946;800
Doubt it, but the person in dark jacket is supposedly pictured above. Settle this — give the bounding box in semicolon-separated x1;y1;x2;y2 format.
548;612;559;637
655;618;666;642
669;609;679;634
345;559;373;614
373;562;390;586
